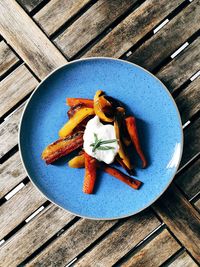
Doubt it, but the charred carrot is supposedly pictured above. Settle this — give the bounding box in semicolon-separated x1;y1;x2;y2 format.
83;153;97;194
67;98;93;108
125;116;147;168
99;163;142;190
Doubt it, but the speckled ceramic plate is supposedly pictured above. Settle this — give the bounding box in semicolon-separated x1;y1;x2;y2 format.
19;58;183;220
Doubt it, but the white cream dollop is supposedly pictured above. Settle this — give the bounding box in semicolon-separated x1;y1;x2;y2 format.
83;116;119;164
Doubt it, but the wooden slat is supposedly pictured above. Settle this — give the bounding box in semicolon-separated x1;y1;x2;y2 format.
176;158;200;199
128;0;200;71
0;151;26;198
17;0;44;12
168;251;198;267
0;65;38;118
120;229;181;267
25;219;117;267
0;41;19;77
84;0;184;58
0;182;45;240
74;210;160;266
55;0;137;58
153;185;200;262
157;37;200;93
0;0;66;79
175;76;200;124
180;117;200;168
0;204;74;267
194;198;200;210
0;103;24;158
34;0;92;36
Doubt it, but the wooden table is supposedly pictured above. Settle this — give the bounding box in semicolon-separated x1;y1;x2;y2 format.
0;0;199;266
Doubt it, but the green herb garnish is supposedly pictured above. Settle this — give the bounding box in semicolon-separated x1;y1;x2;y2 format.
90;133;117;152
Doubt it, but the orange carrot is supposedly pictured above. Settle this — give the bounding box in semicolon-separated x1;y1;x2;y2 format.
125;116;147;168
83;152;97;194
67;98;93;108
99;163;142;190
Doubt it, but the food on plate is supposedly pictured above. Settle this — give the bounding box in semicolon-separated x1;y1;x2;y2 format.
42;90;147;194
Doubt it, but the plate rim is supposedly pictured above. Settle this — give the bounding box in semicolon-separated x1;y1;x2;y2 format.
18;57;184;220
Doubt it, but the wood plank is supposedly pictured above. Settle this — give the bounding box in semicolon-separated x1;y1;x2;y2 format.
180;117;200;168
194;198;200;210
74;210;160;266
0;0;67;79
0;151;26;198
0;103;24;158
176;158;200;199
55;0;137;58
17;0;44;12
0;204;74;267
120;229;181;267
34;0;92;36
128;0;200;71
168;251;198;267
0;182;45;240
0;41;19;77
84;0;184;58
153;184;200;262
175;76;200;124
25;219;117;267
0;65;38;117
157;37;200;93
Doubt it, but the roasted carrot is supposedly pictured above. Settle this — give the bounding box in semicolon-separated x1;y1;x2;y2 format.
67;98;94;108
99;163;142;190
67;103;85;119
125;116;147;168
68;153;85;168
42;131;84;164
116;155;135;176
83;153;97;194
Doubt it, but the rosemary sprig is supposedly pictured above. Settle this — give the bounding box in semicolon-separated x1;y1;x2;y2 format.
90;133;117;152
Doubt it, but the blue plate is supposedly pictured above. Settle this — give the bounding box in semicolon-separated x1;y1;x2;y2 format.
19;58;183;220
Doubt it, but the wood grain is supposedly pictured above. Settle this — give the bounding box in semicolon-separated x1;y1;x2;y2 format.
0;103;24;158
128;0;200;71
157;37;200;93
34;0;92;36
0;182;45;240
168;251;198;267
0;204;74;267
17;0;44;12
0;151;26;198
0;41;19;77
176;158;200;199
84;0;184;58
120;229;181;267
194;199;200;210
0;0;67;79
25;219;117;267
153;185;200;262
75;210;160;266
175;76;200;124
55;0;136;58
0;64;38;117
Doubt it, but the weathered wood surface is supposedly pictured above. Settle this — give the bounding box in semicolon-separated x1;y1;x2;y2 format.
0;41;19;77
0;65;38;117
55;0;137;58
195;198;200;210
34;0;92;36
128;0;200;71
0;0;66;79
176;157;200;199
153;185;200;262
120;229;181;267
17;0;44;12
25;219;117;267
0;204;74;267
0;182;45;240
84;0;184;58
75;210;160;266
168;251;198;267
0;151;26;198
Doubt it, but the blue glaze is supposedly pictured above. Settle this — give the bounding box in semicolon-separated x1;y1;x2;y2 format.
19;58;183;219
